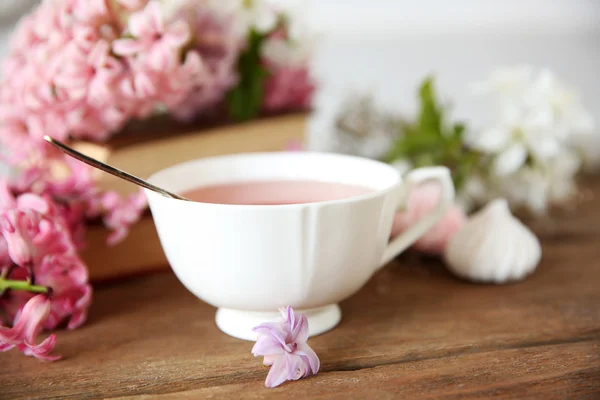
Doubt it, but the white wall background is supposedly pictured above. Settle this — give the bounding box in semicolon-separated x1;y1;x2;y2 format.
289;0;600;150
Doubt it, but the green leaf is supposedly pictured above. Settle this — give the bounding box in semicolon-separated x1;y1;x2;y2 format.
417;77;443;137
452;123;465;139
226;28;270;121
383;75;480;193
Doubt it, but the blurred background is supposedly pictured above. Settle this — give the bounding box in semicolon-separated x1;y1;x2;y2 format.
280;0;600;151
1;0;599;153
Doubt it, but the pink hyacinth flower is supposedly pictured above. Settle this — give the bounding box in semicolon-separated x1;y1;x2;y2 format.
390;182;467;255
112;1;191;70
101;189;148;245
166;6;240;121
53;40;124;107
36;254;92;330
0;207;70;269
0;294;61;361
252;306;320;388
0;188;74;267
0;253;92;331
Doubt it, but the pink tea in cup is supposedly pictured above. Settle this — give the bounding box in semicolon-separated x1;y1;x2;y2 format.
182;180;374;205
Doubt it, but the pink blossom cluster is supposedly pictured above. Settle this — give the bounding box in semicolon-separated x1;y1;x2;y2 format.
0;0;314;159
0;182;88;360
0;157;147;360
0;0;241;158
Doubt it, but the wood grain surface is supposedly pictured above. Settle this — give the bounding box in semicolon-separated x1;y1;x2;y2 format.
1;180;599;399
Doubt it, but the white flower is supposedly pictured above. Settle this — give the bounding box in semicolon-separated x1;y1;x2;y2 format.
492;142;527;176
466;66;595;211
491;150;580;215
468;67;595;168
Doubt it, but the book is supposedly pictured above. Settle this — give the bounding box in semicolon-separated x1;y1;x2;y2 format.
81;214;167;282
71;112;308;196
78;112;307;282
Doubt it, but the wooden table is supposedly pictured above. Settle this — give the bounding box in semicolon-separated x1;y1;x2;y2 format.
2;182;600;399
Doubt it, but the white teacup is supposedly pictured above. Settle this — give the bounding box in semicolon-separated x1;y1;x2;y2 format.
145;152;454;340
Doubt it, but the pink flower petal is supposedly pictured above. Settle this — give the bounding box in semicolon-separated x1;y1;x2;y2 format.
0;342;15;352
285;353;305;380
290;313;309;343
16;193;49;214
251;335;286;358
264;355;289;388
112;38;146;56
18;295;51;344
295;342;320;374
164;20;191;48
67;284;92;330
253;322;288;349
19;334;61;361
262;354;277;366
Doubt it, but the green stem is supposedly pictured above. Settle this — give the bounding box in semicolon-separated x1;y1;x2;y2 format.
0;278;48;293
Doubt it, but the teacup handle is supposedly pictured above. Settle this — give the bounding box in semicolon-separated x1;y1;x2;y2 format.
380;166;455;266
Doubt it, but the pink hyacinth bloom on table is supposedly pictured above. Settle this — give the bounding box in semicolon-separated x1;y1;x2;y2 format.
391;182;467;256
0;208;72;270
0;293;61;361
0;252;93;332
252;306;320;388
0;188;74;268
0;175;94;333
100;189;148;246
37;254;92;330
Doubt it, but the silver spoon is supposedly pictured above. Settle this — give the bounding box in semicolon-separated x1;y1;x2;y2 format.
44;135;191;201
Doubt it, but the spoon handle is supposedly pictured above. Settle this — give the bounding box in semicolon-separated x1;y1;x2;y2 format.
43;135;189;201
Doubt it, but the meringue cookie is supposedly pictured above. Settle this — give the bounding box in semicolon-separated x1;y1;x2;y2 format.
444;199;541;283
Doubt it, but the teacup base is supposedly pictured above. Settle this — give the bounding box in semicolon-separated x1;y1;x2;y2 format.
215;304;342;341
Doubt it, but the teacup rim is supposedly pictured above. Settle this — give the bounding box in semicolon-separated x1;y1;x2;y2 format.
145;151;403;209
